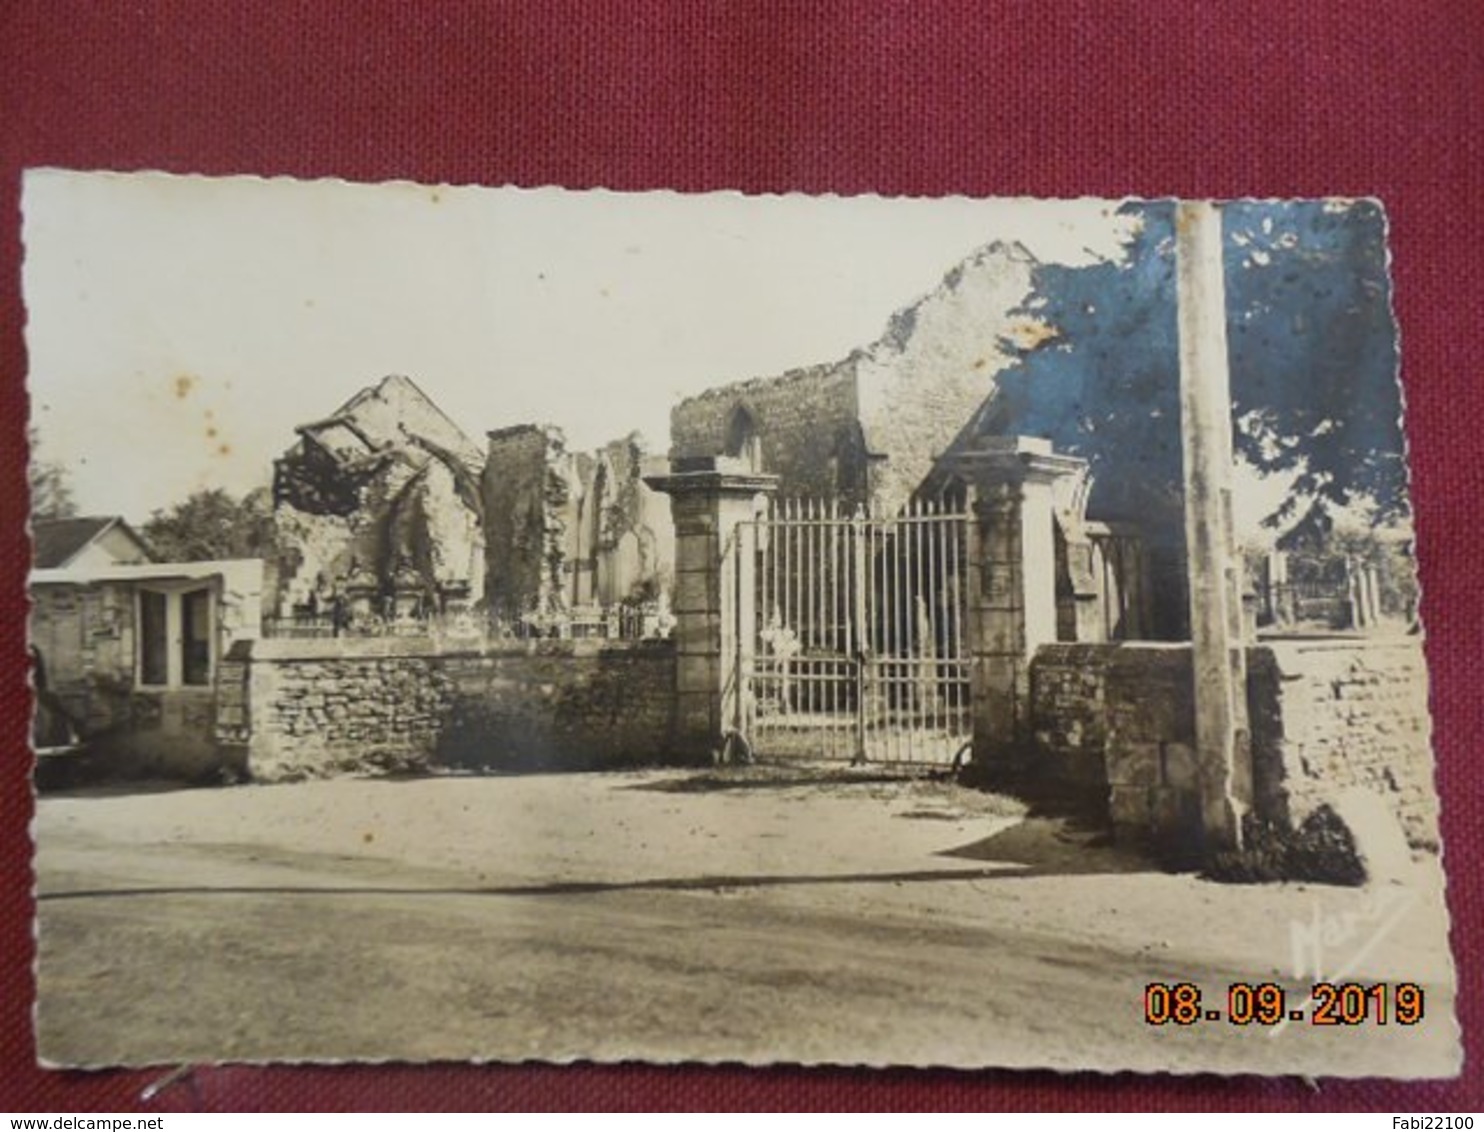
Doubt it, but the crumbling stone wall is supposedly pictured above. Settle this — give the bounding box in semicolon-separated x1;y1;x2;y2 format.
593;434;674;606
670;242;1042;516
855;242;1040;516
1028;638;1439;850
482;424;575;622
229;636;677;780
671;364;864;505
394;448;486;603
272;375;486;620
483;425;673;626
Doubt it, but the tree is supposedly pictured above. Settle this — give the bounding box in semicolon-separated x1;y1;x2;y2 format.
28;428;78;521
141;486;275;562
993;200;1408;541
1225;200;1406;537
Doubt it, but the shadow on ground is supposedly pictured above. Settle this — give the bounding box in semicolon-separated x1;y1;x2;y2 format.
38;863;1037;903
33;776;213;800
938;815;1157;877
628;764;942;794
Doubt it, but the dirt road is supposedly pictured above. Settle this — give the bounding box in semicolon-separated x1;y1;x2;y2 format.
32;768;1460;1077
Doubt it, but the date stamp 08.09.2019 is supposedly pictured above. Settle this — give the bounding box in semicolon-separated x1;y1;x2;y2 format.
1144;981;1425;1028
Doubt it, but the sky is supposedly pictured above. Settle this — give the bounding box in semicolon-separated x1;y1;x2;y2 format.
22;171;1138;522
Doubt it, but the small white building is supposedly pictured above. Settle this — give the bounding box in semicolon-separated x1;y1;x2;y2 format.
30;557;264;780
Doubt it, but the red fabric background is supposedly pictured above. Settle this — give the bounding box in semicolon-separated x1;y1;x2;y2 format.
1;0;1478;1112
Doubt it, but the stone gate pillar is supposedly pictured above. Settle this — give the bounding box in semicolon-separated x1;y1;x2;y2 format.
645;457;778;760
952;437;1086;770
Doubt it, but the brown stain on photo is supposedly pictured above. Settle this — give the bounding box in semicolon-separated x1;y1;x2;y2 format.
173;373;197;400
206;412;220;444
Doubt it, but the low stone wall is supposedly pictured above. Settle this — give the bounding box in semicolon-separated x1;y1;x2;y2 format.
1250;638;1438;849
1027;636;1438;850
1031;643;1200;837
221;636;678;781
1099;646;1203;847
1028;643;1116;789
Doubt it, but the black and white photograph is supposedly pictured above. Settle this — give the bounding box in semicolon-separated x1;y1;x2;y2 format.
23;171;1458;1077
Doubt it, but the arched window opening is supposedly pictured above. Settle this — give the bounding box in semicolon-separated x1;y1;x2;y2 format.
724;406;764;473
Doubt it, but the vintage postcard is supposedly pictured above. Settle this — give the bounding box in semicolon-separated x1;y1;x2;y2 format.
23;171;1458;1076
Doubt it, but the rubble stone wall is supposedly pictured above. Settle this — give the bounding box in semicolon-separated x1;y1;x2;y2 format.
1249;638;1438;849
1028;638;1438;849
669;243;1041;516
670;363;864;504
854;243;1039;515
230;636;678;780
1027;643;1116;788
482;425;567;621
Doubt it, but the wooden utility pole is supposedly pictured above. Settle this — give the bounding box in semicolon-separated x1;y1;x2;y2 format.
1175;200;1251;854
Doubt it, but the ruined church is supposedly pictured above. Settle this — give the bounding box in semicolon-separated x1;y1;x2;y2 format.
270;375;487;627
268;241;1155;643
268;374;673;634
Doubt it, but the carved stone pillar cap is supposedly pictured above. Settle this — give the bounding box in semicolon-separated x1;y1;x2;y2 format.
948;435;1087;485
644;456;779;497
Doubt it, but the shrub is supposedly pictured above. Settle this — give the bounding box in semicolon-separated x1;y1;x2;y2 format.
1203;805;1364;886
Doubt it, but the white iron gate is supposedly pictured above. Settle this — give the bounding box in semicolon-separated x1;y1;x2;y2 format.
731;497;973;767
